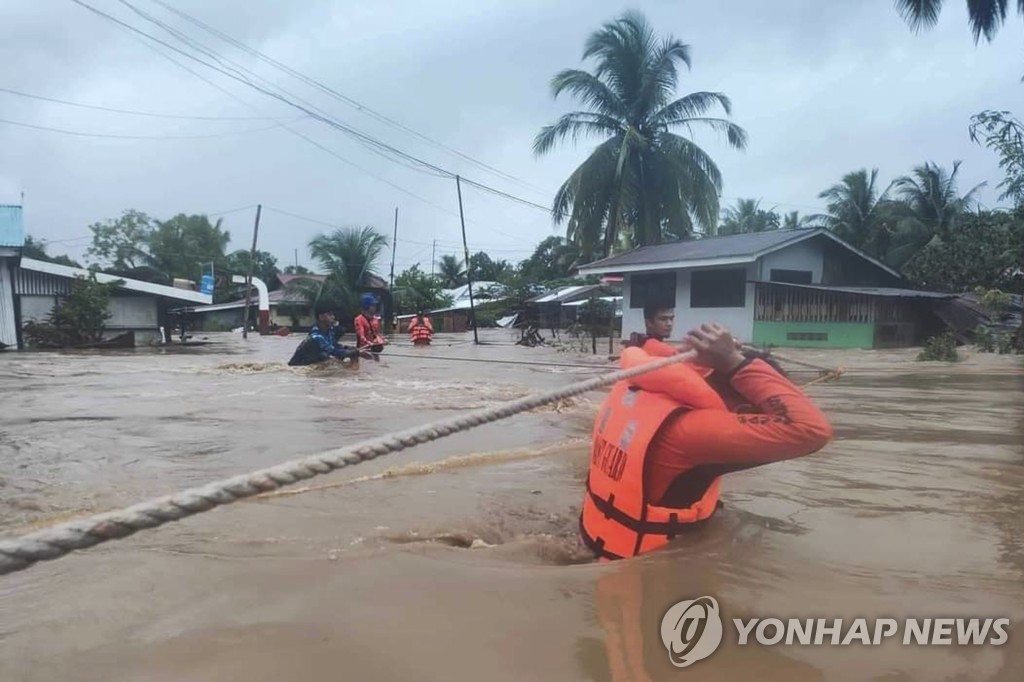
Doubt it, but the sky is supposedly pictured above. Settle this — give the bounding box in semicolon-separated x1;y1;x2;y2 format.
1;0;1022;278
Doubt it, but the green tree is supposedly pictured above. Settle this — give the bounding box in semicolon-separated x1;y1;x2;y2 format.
469;251;515;282
815;169;896;255
224;249;280;289
86;209;154;271
22;235;82;267
393;264;454;313
518;235;581;283
288;226;389;319
283;264;311;275
884;161;984;267
970;110;1024;207
901;209;1024;293
717;198;780;235
782;211;816;230
533;10;747;260
895;0;1024;43
436;254;465;288
148;214;231;283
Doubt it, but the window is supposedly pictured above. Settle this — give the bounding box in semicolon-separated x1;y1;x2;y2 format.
770;269;813;284
786;331;828;341
630;272;676;309
690;268;746;308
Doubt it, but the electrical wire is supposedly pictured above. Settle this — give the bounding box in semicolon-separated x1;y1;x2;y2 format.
145;0;553;197
0;116;292;140
0;86;278;121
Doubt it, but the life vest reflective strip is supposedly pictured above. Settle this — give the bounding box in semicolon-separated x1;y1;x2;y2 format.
580;381;722;560
409;318;432;341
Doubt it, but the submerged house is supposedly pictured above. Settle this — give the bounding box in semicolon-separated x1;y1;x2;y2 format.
0;205;212;349
576;228;956;348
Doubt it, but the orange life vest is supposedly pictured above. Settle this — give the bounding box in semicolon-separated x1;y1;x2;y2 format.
580;348;726;561
409;316;432;343
354;313;384;346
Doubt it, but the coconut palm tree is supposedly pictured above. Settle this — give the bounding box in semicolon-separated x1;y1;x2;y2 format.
895;0;1024;43
436;254;465;288
815;169;896;256
717;198;780;235
533;10;747;261
287;226;388;317
885;161;985;267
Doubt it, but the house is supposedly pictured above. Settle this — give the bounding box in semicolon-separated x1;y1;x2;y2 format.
0;205;212;348
522;284;622;331
576;227;958;349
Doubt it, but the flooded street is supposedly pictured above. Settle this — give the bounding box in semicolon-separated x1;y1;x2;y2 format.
1;330;1022;681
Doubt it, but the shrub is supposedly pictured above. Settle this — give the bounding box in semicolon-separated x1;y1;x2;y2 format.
917;331;960;362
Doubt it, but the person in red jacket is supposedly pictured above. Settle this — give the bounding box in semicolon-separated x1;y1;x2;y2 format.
580;321;833;561
354;294;387;353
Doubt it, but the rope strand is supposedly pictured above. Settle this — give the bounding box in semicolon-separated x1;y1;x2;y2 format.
0;349;699;576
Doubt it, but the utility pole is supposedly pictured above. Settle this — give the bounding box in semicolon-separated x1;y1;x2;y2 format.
455;175;478;344
430;239;436;279
294;248;298;270
242;204;262;340
389;206;398;291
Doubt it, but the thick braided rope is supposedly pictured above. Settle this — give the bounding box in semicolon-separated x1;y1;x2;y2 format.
0;349;697;577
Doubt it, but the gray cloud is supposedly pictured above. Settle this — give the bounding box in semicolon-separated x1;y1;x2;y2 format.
1;0;1021;273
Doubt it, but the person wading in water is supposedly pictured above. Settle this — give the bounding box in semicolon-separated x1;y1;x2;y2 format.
287;303;369;366
580;321;834;561
354;294;387;354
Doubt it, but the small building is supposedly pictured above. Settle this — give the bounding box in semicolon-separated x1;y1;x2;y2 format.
0;205;212;348
523;284;622;331
576;227;958;348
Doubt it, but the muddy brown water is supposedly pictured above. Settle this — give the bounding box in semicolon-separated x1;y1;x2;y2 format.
1;329;1022;681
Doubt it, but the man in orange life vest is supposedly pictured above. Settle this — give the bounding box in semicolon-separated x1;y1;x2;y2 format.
353;294;387;353
408;309;433;346
580;320;833;561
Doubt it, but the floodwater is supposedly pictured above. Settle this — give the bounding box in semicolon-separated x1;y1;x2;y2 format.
0;329;1022;681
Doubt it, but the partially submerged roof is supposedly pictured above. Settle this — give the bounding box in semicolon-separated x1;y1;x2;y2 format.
576;228;902;280
527;284;604;304
18;257;212;304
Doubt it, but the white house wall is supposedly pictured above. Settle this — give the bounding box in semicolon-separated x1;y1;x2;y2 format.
621;263;757;343
675;264;756;342
757;239;824;282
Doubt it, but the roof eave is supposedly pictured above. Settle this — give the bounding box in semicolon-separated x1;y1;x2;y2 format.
18;257;213;304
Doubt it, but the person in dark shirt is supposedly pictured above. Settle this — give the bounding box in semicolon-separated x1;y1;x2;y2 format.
288;303;364;366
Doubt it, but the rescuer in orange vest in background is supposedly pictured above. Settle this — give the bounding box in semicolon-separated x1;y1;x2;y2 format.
354;294;387;353
580;321;833;561
409;309;433;346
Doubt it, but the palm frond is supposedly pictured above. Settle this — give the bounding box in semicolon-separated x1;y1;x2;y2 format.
533;112;624;156
549;69;625;119
895;0;942;31
651;91;732;125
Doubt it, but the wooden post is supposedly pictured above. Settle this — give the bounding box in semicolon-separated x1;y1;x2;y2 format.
608;295;615;355
455;175;478;345
242;204;261;340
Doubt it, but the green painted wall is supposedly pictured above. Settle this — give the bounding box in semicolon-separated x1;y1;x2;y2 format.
752;321;875;348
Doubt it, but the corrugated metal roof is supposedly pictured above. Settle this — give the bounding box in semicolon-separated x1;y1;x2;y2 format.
579;228;820;271
755;281;957;299
0;205;24;248
18;258;212;304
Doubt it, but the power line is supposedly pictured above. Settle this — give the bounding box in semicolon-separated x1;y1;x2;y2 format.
145;0;552;197
70;0;560;225
0;86;280;121
0;116;291;140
